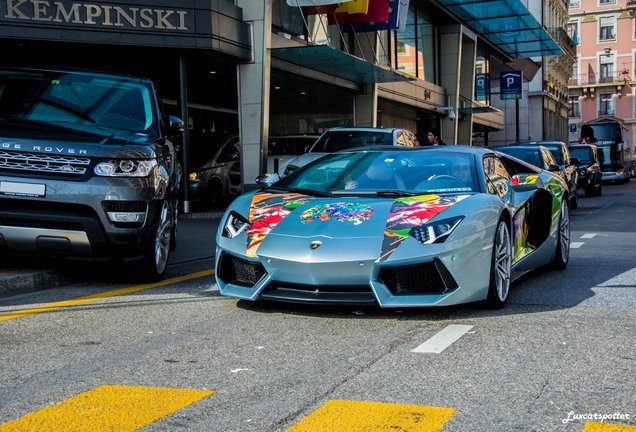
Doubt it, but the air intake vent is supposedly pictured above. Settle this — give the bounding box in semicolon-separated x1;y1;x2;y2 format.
218;253;266;287
379;259;457;295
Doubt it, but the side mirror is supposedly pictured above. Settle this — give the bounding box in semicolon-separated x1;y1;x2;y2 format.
547;164;561;172
169;115;184;132
511;174;542;192
256;173;281;188
570;157;580;165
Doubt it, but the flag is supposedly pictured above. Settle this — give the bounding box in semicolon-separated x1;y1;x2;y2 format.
328;0;389;25
287;0;350;7
343;0;398;32
397;0;409;31
335;0;369;14
303;4;336;15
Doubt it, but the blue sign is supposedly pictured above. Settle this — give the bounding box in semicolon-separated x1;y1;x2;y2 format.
500;71;522;100
570;123;577;133
475;73;489;102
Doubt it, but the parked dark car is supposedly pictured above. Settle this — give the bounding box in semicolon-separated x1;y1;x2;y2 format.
492;145;560;171
0;66;183;281
568;143;603;196
188;135;241;209
508;141;579;209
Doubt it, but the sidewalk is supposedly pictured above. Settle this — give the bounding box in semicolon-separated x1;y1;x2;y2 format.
0;212;223;298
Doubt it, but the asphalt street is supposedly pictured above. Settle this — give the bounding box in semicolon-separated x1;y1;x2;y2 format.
0;182;634;432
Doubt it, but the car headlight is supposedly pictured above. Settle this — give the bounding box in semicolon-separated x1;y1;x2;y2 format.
409;216;464;245
222;211;250;238
189;172;201;181
579;169;586;176
284;165;299;176
94;159;156;177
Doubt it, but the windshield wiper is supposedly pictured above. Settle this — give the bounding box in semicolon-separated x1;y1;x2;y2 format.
272;186;332;197
331;190;417;197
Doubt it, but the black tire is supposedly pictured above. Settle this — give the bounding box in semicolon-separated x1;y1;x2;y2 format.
486;219;512;309
551;200;570;270
139;200;172;282
596;182;602;196
206;180;224;210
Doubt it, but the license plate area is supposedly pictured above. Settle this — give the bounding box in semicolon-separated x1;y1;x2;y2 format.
0;181;46;198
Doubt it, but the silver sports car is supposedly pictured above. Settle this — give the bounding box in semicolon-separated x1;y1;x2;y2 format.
215;146;570;308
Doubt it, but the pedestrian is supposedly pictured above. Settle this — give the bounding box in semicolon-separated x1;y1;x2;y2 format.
426;128;445;146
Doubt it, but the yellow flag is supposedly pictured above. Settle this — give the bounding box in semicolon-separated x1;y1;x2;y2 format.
335;0;369;14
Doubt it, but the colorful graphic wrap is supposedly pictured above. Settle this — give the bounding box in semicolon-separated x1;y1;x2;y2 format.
300;202;374;225
246;192;313;257
380;194;469;261
511;174;539;186
512;204;534;262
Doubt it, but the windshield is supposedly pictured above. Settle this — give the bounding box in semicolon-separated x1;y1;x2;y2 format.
597;144;624;170
588;123;622;141
310;130;394;153
569;147;593;164
269;137;317;156
275;150;479;195
497;147;542;168
0;69;158;138
542;146;564;165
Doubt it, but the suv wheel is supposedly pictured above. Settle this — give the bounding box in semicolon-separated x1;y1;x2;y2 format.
139;200;172;281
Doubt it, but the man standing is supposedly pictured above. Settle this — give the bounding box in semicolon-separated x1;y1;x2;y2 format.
426;128;446;146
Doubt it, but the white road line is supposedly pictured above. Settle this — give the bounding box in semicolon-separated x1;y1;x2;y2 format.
571;242;585;249
581;233;597;239
412;324;474;354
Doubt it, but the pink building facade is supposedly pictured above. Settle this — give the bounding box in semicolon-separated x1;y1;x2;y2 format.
568;0;636;159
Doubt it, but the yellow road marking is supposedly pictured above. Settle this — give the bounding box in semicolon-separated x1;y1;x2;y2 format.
0;269;214;322
0;385;213;432
286;399;455;432
584;423;636;431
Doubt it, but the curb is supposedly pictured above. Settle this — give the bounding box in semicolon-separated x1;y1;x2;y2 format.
0;269;71;298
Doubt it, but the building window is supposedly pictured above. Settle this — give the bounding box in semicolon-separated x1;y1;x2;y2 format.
569;96;580;117
599;93;614;116
569;0;580;6
599;17;616;41
567;22;580;45
393;5;437;83
600;54;615;82
599;0;616;4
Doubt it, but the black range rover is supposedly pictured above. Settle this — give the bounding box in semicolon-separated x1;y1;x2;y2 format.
0;66;183;281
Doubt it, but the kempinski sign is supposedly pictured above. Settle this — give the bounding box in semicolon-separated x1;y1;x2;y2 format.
3;1;189;31
0;0;252;59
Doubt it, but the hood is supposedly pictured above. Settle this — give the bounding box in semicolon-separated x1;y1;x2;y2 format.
243;191;471;260
0;119;157;158
286;152;328;169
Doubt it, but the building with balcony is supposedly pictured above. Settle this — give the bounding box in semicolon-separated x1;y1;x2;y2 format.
568;0;636;150
485;0;576;145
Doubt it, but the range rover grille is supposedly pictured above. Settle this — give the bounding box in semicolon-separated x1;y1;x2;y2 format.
0;150;91;176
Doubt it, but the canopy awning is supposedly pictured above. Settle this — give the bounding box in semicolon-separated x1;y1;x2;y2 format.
435;0;563;58
271;45;416;84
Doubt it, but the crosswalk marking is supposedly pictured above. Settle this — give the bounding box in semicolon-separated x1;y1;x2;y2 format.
583;422;636;431
412;325;474;354
0;270;215;322
571;242;585;249
581;233;597;239
0;385;214;432
285;400;455;432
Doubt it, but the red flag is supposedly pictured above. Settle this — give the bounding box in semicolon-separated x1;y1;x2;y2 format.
328;0;389;25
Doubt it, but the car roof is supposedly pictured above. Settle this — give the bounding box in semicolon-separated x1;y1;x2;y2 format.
510;141;566;146
336;144;498;156
568;143;597;148
325;127;404;133
491;145;545;151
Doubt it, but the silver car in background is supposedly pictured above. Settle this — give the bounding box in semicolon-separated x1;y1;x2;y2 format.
283;127;419;176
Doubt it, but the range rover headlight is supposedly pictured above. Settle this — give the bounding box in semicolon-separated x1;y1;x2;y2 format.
409;216;464;245
222;211;250;238
94;159;156;177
